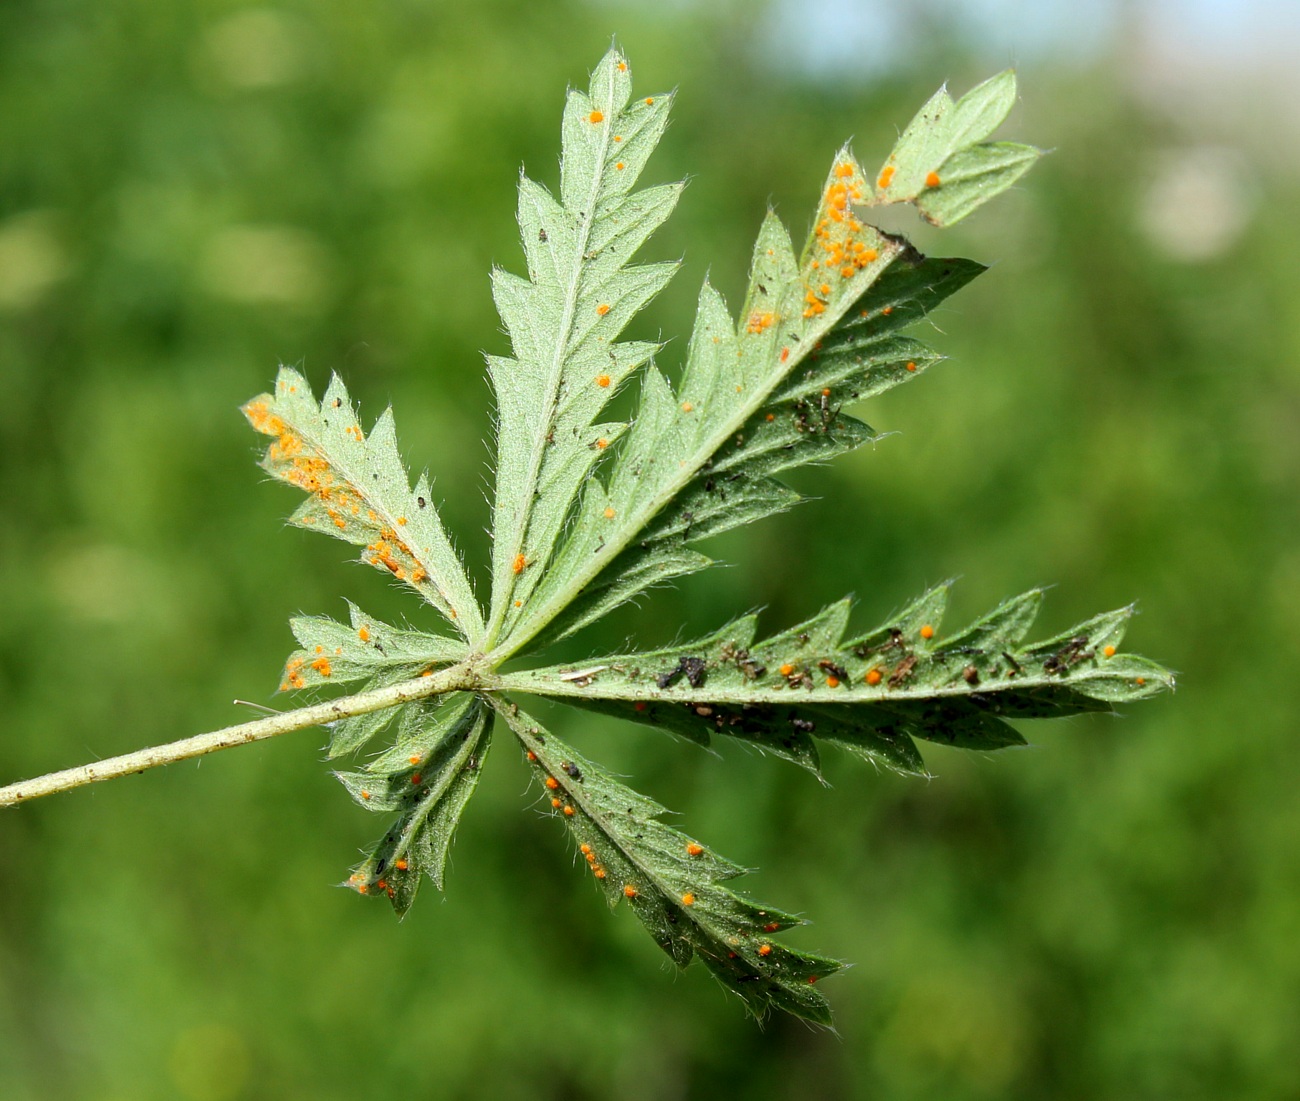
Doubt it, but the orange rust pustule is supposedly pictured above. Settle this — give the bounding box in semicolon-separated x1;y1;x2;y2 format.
804;164;879;318
281;656;307;691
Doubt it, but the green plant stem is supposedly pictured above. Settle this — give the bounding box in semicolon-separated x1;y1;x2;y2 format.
0;661;490;808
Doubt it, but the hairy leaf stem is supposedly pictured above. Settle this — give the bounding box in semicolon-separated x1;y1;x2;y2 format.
0;660;492;808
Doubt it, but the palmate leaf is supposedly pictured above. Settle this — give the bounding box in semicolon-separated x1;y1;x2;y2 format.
496;701;842;1024
484;49;681;646
500;583;1175;779
219;55;1175;1027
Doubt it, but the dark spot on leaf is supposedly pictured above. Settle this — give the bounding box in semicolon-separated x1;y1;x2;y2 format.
656;655;706;689
888;654;918;688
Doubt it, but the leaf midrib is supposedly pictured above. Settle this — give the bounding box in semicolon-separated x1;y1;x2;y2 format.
493;667;1135;705
488;240;907;663
485;106;614;648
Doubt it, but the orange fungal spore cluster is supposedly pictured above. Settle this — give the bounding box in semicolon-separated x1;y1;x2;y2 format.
366;524;423;584
246;396;444;602
803;160;879;319
281;656;306;691
579;841;607;879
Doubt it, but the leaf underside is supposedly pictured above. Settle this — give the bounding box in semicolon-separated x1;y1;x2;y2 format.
502;582;1174;779
339;693;492;916
498;701;842;1024
244;369;482;638
242;50;1172;1026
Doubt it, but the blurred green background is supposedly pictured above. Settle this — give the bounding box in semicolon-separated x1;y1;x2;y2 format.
2;0;1297;1097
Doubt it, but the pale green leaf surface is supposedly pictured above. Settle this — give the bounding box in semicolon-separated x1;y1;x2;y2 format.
486;49;682;642
322;667;435;759
280;605;464;758
500;583;1175;775
873;70;1041;226
338;694;491;915
244;367;482;636
285;602;463;688
497;701;842;1024
915;142;1041;226
506;205;984;652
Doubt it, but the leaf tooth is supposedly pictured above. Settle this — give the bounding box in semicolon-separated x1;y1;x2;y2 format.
517;177;575;286
847;581;953;651
335;767;403;812
599;93;674;194
753;600;853;664
490;268;544;364
916;142;1041;227
589;46;634;118
587;181;683;259
947;69;1018;148
942;588;1045;652
775;334;939;404
874;84;954;200
567;261;677;355
1021;604;1135;662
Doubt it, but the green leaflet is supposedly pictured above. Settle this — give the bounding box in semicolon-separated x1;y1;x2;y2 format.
281;603;463;757
285;601;463;689
872;69;1042;226
485;48;681;645
498;583;1175;777
244;368;483;637
236;55;1174;1026
339;694;492;916
496;701;842;1024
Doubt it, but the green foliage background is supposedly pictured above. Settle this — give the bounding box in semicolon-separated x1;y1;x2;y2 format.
2;2;1296;1098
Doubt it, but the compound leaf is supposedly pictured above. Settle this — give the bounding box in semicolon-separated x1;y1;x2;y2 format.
225;57;1174;1029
